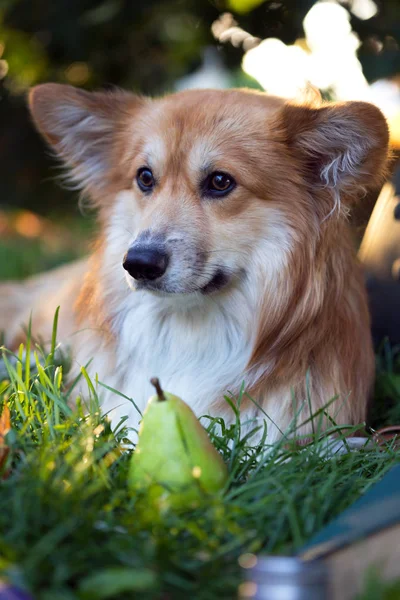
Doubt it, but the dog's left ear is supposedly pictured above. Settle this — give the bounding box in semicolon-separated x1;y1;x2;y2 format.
281;100;390;206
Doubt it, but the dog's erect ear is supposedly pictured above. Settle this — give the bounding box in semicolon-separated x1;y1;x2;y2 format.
29;83;144;193
281;100;389;212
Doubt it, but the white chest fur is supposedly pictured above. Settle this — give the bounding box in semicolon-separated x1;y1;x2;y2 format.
90;288;255;436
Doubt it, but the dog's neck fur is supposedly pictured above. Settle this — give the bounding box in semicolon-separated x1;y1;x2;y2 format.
74;241;268;437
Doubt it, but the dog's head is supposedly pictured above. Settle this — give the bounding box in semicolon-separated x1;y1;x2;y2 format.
29;84;389;300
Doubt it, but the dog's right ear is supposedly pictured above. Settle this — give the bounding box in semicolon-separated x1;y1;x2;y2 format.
29;83;145;194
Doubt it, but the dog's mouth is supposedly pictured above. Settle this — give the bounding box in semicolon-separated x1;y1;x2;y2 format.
128;267;233;296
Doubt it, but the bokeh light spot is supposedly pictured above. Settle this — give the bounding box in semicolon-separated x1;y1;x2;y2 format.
14;211;43;238
238;553;258;568
65;62;90;85
238;581;257;598
0;60;9;80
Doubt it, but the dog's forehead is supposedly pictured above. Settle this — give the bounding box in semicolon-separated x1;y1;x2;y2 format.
134;89;283;173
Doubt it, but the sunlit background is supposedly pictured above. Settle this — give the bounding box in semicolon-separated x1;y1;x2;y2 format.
0;0;399;279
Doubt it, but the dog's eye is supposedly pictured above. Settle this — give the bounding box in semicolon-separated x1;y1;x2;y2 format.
204;172;236;198
136;167;155;192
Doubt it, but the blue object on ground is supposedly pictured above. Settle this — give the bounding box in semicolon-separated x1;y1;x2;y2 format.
0;584;32;600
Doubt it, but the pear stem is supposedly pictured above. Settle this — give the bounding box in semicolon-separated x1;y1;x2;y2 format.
150;377;166;401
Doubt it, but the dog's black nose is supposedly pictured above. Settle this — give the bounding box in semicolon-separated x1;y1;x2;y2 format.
123;247;169;281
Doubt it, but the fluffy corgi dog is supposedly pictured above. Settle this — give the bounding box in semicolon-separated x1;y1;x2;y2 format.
0;84;389;441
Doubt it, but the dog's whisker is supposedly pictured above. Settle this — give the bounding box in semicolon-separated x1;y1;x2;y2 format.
202;248;247;256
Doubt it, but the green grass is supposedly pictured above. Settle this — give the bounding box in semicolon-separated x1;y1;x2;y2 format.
0;316;400;599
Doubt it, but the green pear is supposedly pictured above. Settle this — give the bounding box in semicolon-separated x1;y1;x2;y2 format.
129;378;228;511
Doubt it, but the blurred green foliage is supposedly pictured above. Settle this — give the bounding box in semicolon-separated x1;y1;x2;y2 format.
227;0;267;15
0;210;94;279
